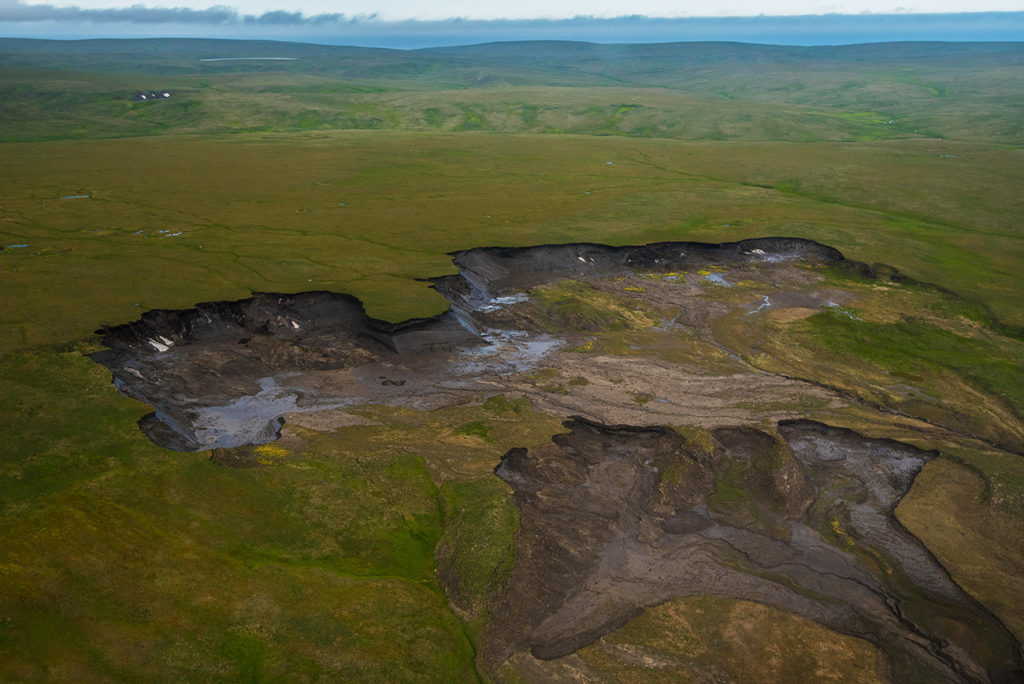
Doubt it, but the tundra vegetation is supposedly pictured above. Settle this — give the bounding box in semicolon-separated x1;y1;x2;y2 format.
0;38;1023;681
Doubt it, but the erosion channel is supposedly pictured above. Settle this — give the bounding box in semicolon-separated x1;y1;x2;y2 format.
92;237;1024;682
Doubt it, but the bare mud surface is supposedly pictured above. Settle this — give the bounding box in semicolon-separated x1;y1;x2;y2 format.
93;237;845;450
487;418;1023;682
91;237;1024;682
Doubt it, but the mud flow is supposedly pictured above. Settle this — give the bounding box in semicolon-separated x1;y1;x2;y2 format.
92;237;1023;682
488;418;1023;682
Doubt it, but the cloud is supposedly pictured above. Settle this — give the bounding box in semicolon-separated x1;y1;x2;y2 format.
244;10;311;25
0;0;235;23
0;0;366;24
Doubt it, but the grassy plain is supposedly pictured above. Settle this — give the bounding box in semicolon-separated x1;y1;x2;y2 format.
2;133;1021;354
1;38;1023;680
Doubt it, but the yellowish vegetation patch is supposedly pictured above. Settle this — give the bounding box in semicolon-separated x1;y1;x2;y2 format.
515;595;886;682
253;444;289;465
439;433;490;448
532;279;661;332
898;457;1024;642
572;339;596;352
829;516;856;550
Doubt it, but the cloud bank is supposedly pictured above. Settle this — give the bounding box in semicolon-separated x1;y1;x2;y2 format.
0;0;371;24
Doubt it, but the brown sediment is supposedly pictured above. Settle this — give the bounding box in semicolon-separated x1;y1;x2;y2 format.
484;417;1024;683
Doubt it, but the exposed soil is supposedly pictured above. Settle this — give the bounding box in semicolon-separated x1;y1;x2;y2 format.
487;417;1023;683
92;291;477;450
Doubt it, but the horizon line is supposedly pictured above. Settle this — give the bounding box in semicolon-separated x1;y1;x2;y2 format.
2;11;1022;49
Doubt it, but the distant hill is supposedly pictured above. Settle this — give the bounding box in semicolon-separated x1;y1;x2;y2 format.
2;37;1022;78
1;37;1022;143
422;39;1024;64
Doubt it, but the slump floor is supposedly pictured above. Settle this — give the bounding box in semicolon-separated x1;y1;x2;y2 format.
92;238;846;450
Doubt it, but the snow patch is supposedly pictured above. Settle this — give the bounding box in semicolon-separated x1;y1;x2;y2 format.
477;293;528;313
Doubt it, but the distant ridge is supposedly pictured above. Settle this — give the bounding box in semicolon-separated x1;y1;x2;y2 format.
1;36;1022;74
419;39;1024;62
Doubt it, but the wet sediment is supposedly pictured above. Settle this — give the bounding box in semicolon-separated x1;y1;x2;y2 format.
487;417;1024;683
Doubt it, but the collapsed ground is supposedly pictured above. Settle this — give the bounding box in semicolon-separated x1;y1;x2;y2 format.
91;238;1024;682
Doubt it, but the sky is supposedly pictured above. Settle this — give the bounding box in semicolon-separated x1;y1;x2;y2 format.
1;0;1023;47
7;0;1024;19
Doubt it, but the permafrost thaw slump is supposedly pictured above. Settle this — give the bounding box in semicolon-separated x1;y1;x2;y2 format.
92;237;1024;682
93;237;840;451
94;289;479;450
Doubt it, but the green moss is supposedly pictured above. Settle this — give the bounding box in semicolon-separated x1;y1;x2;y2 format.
0;351;491;680
481;394;532;415
709;477;747;508
423;107;444;128
528;367;561;381
671;424;716;455
458;420;493;442
0;350;164;508
659;463;689;488
806;309;1023;420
